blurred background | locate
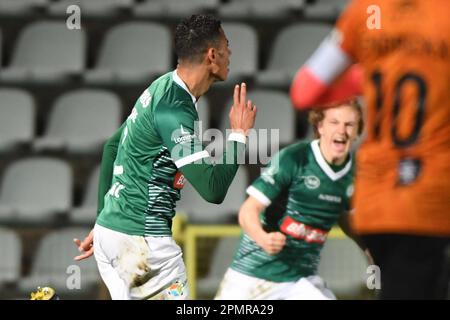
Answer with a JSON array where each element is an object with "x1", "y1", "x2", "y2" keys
[{"x1": 0, "y1": 0, "x2": 373, "y2": 300}]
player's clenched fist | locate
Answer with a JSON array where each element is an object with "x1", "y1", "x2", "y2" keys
[
  {"x1": 259, "y1": 231, "x2": 287, "y2": 255},
  {"x1": 229, "y1": 83, "x2": 257, "y2": 136}
]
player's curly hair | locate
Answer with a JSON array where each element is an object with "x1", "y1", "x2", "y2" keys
[
  {"x1": 308, "y1": 98, "x2": 364, "y2": 139},
  {"x1": 175, "y1": 14, "x2": 222, "y2": 63}
]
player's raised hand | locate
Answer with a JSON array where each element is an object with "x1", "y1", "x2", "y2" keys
[
  {"x1": 73, "y1": 229, "x2": 94, "y2": 261},
  {"x1": 229, "y1": 83, "x2": 257, "y2": 136},
  {"x1": 260, "y1": 231, "x2": 286, "y2": 255}
]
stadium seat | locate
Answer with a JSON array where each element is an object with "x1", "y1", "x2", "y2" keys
[
  {"x1": 0, "y1": 88, "x2": 35, "y2": 152},
  {"x1": 133, "y1": 0, "x2": 219, "y2": 19},
  {"x1": 84, "y1": 22, "x2": 171, "y2": 85},
  {"x1": 0, "y1": 21, "x2": 85, "y2": 84},
  {"x1": 0, "y1": 157, "x2": 72, "y2": 224},
  {"x1": 221, "y1": 23, "x2": 258, "y2": 83},
  {"x1": 33, "y1": 89, "x2": 121, "y2": 154},
  {"x1": 177, "y1": 167, "x2": 247, "y2": 224},
  {"x1": 255, "y1": 23, "x2": 332, "y2": 88},
  {"x1": 70, "y1": 166, "x2": 100, "y2": 226},
  {"x1": 48, "y1": 0, "x2": 133, "y2": 17},
  {"x1": 0, "y1": 228, "x2": 21, "y2": 292},
  {"x1": 17, "y1": 227, "x2": 100, "y2": 299},
  {"x1": 318, "y1": 236, "x2": 369, "y2": 298},
  {"x1": 218, "y1": 0, "x2": 304, "y2": 20},
  {"x1": 304, "y1": 0, "x2": 350, "y2": 20},
  {"x1": 0, "y1": 0, "x2": 47, "y2": 16},
  {"x1": 197, "y1": 236, "x2": 240, "y2": 298}
]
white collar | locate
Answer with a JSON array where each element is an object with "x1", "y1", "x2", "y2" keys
[
  {"x1": 172, "y1": 69, "x2": 198, "y2": 110},
  {"x1": 310, "y1": 139, "x2": 352, "y2": 181}
]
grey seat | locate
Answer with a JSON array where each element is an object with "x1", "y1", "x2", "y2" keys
[
  {"x1": 304, "y1": 0, "x2": 350, "y2": 20},
  {"x1": 133, "y1": 0, "x2": 219, "y2": 19},
  {"x1": 0, "y1": 21, "x2": 85, "y2": 84},
  {"x1": 177, "y1": 167, "x2": 247, "y2": 224},
  {"x1": 197, "y1": 236, "x2": 240, "y2": 298},
  {"x1": 84, "y1": 22, "x2": 171, "y2": 85},
  {"x1": 0, "y1": 0, "x2": 48, "y2": 16},
  {"x1": 318, "y1": 236, "x2": 369, "y2": 298},
  {"x1": 221, "y1": 23, "x2": 258, "y2": 83},
  {"x1": 18, "y1": 227, "x2": 100, "y2": 298},
  {"x1": 219, "y1": 0, "x2": 304, "y2": 20},
  {"x1": 255, "y1": 23, "x2": 332, "y2": 88},
  {"x1": 70, "y1": 166, "x2": 100, "y2": 225},
  {"x1": 0, "y1": 157, "x2": 72, "y2": 224},
  {"x1": 48, "y1": 0, "x2": 133, "y2": 17},
  {"x1": 0, "y1": 88, "x2": 35, "y2": 152},
  {"x1": 0, "y1": 228, "x2": 21, "y2": 288},
  {"x1": 33, "y1": 89, "x2": 121, "y2": 154}
]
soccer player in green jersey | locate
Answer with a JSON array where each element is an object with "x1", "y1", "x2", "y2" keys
[
  {"x1": 73, "y1": 15, "x2": 256, "y2": 300},
  {"x1": 215, "y1": 99, "x2": 367, "y2": 300}
]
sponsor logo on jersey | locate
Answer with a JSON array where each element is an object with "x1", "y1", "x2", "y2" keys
[
  {"x1": 280, "y1": 216, "x2": 328, "y2": 244},
  {"x1": 173, "y1": 125, "x2": 196, "y2": 144},
  {"x1": 173, "y1": 171, "x2": 186, "y2": 189},
  {"x1": 318, "y1": 194, "x2": 342, "y2": 203},
  {"x1": 304, "y1": 175, "x2": 320, "y2": 189}
]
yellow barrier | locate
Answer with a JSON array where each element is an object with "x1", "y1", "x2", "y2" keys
[{"x1": 182, "y1": 224, "x2": 347, "y2": 299}]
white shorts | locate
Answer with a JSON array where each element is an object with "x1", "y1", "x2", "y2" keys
[
  {"x1": 93, "y1": 224, "x2": 189, "y2": 300},
  {"x1": 215, "y1": 268, "x2": 336, "y2": 300}
]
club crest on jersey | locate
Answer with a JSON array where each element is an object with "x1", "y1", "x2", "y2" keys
[
  {"x1": 304, "y1": 175, "x2": 320, "y2": 189},
  {"x1": 173, "y1": 171, "x2": 186, "y2": 189}
]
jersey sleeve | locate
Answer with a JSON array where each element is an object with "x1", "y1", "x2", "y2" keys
[
  {"x1": 97, "y1": 122, "x2": 125, "y2": 216},
  {"x1": 247, "y1": 149, "x2": 297, "y2": 206},
  {"x1": 155, "y1": 101, "x2": 247, "y2": 204}
]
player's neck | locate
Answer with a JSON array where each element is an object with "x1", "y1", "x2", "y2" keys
[{"x1": 176, "y1": 64, "x2": 213, "y2": 99}]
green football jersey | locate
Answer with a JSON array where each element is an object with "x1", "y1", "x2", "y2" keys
[
  {"x1": 97, "y1": 71, "x2": 242, "y2": 236},
  {"x1": 231, "y1": 140, "x2": 355, "y2": 282}
]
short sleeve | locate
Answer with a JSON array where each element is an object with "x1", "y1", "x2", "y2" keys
[{"x1": 246, "y1": 149, "x2": 297, "y2": 206}]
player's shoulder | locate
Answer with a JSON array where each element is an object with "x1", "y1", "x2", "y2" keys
[
  {"x1": 276, "y1": 140, "x2": 311, "y2": 164},
  {"x1": 150, "y1": 72, "x2": 196, "y2": 115}
]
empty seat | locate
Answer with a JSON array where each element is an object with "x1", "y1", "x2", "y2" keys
[
  {"x1": 221, "y1": 23, "x2": 258, "y2": 82},
  {"x1": 0, "y1": 21, "x2": 85, "y2": 84},
  {"x1": 0, "y1": 0, "x2": 48, "y2": 16},
  {"x1": 18, "y1": 227, "x2": 100, "y2": 298},
  {"x1": 0, "y1": 228, "x2": 21, "y2": 286},
  {"x1": 255, "y1": 23, "x2": 332, "y2": 88},
  {"x1": 0, "y1": 88, "x2": 35, "y2": 152},
  {"x1": 84, "y1": 22, "x2": 171, "y2": 85},
  {"x1": 318, "y1": 236, "x2": 369, "y2": 298},
  {"x1": 48, "y1": 0, "x2": 133, "y2": 17},
  {"x1": 33, "y1": 89, "x2": 121, "y2": 154},
  {"x1": 0, "y1": 157, "x2": 72, "y2": 224},
  {"x1": 197, "y1": 236, "x2": 240, "y2": 298},
  {"x1": 216, "y1": 89, "x2": 294, "y2": 162},
  {"x1": 304, "y1": 0, "x2": 350, "y2": 20},
  {"x1": 133, "y1": 0, "x2": 219, "y2": 19},
  {"x1": 177, "y1": 167, "x2": 247, "y2": 224},
  {"x1": 70, "y1": 165, "x2": 100, "y2": 225},
  {"x1": 219, "y1": 0, "x2": 304, "y2": 20}
]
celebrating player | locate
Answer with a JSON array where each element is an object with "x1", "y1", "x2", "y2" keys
[{"x1": 73, "y1": 14, "x2": 256, "y2": 300}]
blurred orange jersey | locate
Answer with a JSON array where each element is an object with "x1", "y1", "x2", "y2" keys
[{"x1": 336, "y1": 0, "x2": 450, "y2": 235}]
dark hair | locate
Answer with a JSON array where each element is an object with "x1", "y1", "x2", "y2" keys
[
  {"x1": 309, "y1": 98, "x2": 364, "y2": 138},
  {"x1": 174, "y1": 14, "x2": 222, "y2": 63}
]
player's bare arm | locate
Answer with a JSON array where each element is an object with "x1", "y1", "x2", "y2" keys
[{"x1": 239, "y1": 196, "x2": 286, "y2": 255}]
